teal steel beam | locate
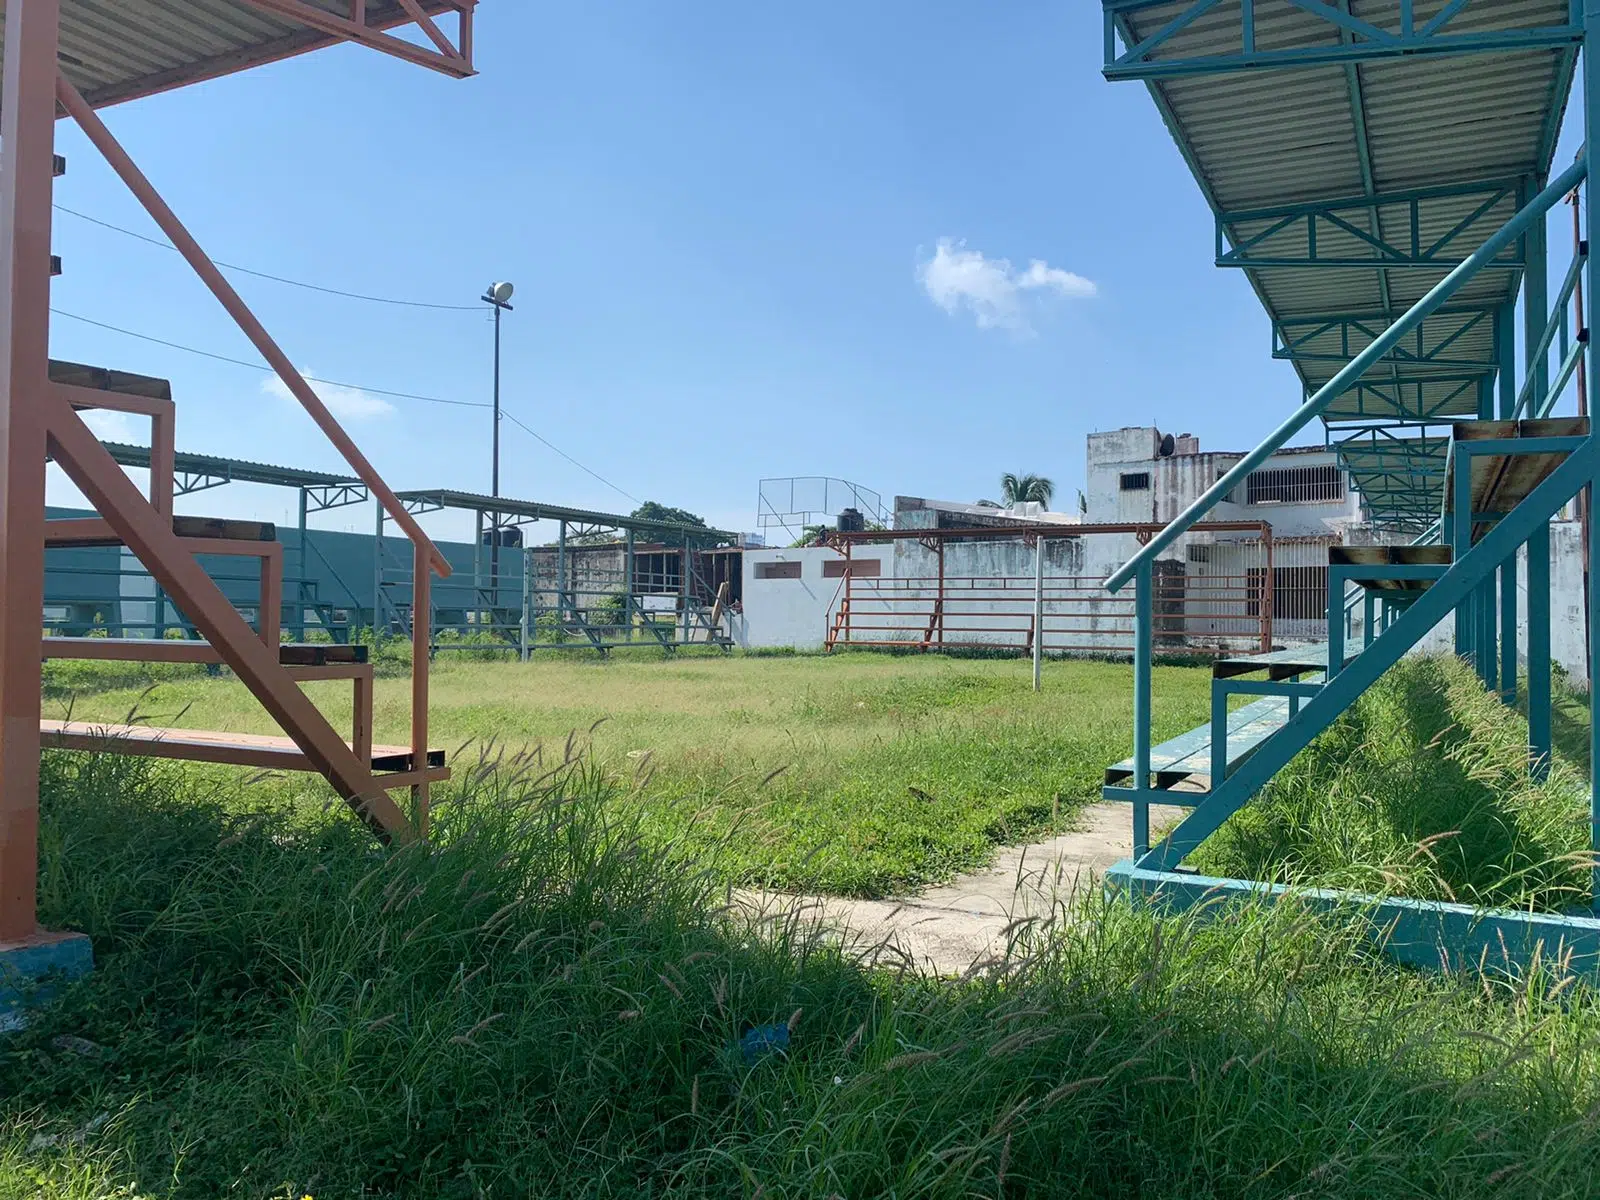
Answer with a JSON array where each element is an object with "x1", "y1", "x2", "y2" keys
[
  {"x1": 1476, "y1": 379, "x2": 1497, "y2": 691},
  {"x1": 1105, "y1": 1, "x2": 1582, "y2": 80},
  {"x1": 1107, "y1": 158, "x2": 1587, "y2": 595},
  {"x1": 1276, "y1": 309, "x2": 1497, "y2": 366},
  {"x1": 1219, "y1": 179, "x2": 1527, "y2": 227},
  {"x1": 1132, "y1": 562, "x2": 1152, "y2": 857},
  {"x1": 1586, "y1": 0, "x2": 1600, "y2": 907},
  {"x1": 1105, "y1": 864, "x2": 1600, "y2": 979},
  {"x1": 1498, "y1": 303, "x2": 1518, "y2": 703},
  {"x1": 1332, "y1": 0, "x2": 1397, "y2": 371},
  {"x1": 1528, "y1": 522, "x2": 1552, "y2": 779}
]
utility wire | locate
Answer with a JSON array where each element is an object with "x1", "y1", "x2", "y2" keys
[
  {"x1": 51, "y1": 308, "x2": 490, "y2": 409},
  {"x1": 50, "y1": 307, "x2": 645, "y2": 506},
  {"x1": 501, "y1": 409, "x2": 640, "y2": 505},
  {"x1": 54, "y1": 204, "x2": 483, "y2": 312}
]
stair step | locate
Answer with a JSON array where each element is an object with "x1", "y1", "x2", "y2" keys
[
  {"x1": 1448, "y1": 417, "x2": 1590, "y2": 531},
  {"x1": 1103, "y1": 694, "x2": 1293, "y2": 794},
  {"x1": 41, "y1": 719, "x2": 444, "y2": 775},
  {"x1": 48, "y1": 357, "x2": 172, "y2": 401},
  {"x1": 1329, "y1": 544, "x2": 1452, "y2": 593},
  {"x1": 1213, "y1": 642, "x2": 1345, "y2": 680},
  {"x1": 45, "y1": 514, "x2": 276, "y2": 548},
  {"x1": 42, "y1": 637, "x2": 366, "y2": 666}
]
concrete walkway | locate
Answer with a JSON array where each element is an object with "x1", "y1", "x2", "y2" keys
[{"x1": 745, "y1": 803, "x2": 1131, "y2": 975}]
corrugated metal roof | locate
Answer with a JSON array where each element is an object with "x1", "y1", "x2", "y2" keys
[
  {"x1": 1, "y1": 1, "x2": 468, "y2": 109},
  {"x1": 1118, "y1": 1, "x2": 1577, "y2": 429},
  {"x1": 98, "y1": 441, "x2": 360, "y2": 489},
  {"x1": 396, "y1": 489, "x2": 740, "y2": 541}
]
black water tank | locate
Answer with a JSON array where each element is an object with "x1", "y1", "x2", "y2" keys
[
  {"x1": 837, "y1": 507, "x2": 865, "y2": 532},
  {"x1": 481, "y1": 527, "x2": 523, "y2": 549}
]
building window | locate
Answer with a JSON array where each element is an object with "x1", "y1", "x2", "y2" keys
[
  {"x1": 1120, "y1": 472, "x2": 1151, "y2": 492},
  {"x1": 755, "y1": 561, "x2": 802, "y2": 581},
  {"x1": 1245, "y1": 463, "x2": 1344, "y2": 505},
  {"x1": 822, "y1": 559, "x2": 882, "y2": 578},
  {"x1": 1246, "y1": 566, "x2": 1329, "y2": 622}
]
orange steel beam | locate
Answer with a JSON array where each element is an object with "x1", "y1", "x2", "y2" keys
[
  {"x1": 234, "y1": 0, "x2": 474, "y2": 77},
  {"x1": 0, "y1": 0, "x2": 58, "y2": 941},
  {"x1": 53, "y1": 381, "x2": 176, "y2": 516},
  {"x1": 54, "y1": 75, "x2": 452, "y2": 582},
  {"x1": 411, "y1": 543, "x2": 431, "y2": 837},
  {"x1": 44, "y1": 394, "x2": 413, "y2": 843},
  {"x1": 395, "y1": 0, "x2": 463, "y2": 60}
]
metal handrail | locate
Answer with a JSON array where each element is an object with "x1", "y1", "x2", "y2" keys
[
  {"x1": 1514, "y1": 246, "x2": 1588, "y2": 418},
  {"x1": 55, "y1": 75, "x2": 453, "y2": 582},
  {"x1": 1105, "y1": 157, "x2": 1588, "y2": 594}
]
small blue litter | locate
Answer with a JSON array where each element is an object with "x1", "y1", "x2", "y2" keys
[{"x1": 736, "y1": 1023, "x2": 790, "y2": 1066}]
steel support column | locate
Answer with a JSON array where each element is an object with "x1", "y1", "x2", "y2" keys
[
  {"x1": 1132, "y1": 562, "x2": 1152, "y2": 857},
  {"x1": 296, "y1": 486, "x2": 310, "y2": 641},
  {"x1": 1476, "y1": 378, "x2": 1497, "y2": 690},
  {"x1": 1498, "y1": 302, "x2": 1520, "y2": 702},
  {"x1": 1528, "y1": 522, "x2": 1552, "y2": 779},
  {"x1": 0, "y1": 0, "x2": 60, "y2": 942},
  {"x1": 1584, "y1": 0, "x2": 1600, "y2": 903}
]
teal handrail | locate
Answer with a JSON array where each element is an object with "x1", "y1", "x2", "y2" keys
[
  {"x1": 1106, "y1": 156, "x2": 1587, "y2": 594},
  {"x1": 1514, "y1": 245, "x2": 1587, "y2": 418}
]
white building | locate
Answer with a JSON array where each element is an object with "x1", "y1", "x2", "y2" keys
[{"x1": 737, "y1": 426, "x2": 1588, "y2": 680}]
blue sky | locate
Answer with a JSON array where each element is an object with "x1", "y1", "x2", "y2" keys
[{"x1": 46, "y1": 3, "x2": 1580, "y2": 541}]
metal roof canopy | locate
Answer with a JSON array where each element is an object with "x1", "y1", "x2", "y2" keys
[
  {"x1": 395, "y1": 488, "x2": 739, "y2": 542},
  {"x1": 3, "y1": 1, "x2": 476, "y2": 111},
  {"x1": 1335, "y1": 431, "x2": 1451, "y2": 522},
  {"x1": 99, "y1": 440, "x2": 360, "y2": 491},
  {"x1": 1105, "y1": 1, "x2": 1580, "y2": 428}
]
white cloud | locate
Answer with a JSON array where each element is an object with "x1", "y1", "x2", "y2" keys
[
  {"x1": 1017, "y1": 259, "x2": 1097, "y2": 298},
  {"x1": 78, "y1": 407, "x2": 140, "y2": 443},
  {"x1": 262, "y1": 370, "x2": 394, "y2": 421},
  {"x1": 917, "y1": 239, "x2": 1097, "y2": 332}
]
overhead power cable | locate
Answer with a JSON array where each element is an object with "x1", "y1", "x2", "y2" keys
[
  {"x1": 54, "y1": 204, "x2": 483, "y2": 312},
  {"x1": 501, "y1": 410, "x2": 640, "y2": 505},
  {"x1": 50, "y1": 307, "x2": 646, "y2": 507},
  {"x1": 51, "y1": 308, "x2": 490, "y2": 409}
]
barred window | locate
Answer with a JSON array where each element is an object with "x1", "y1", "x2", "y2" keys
[
  {"x1": 1245, "y1": 464, "x2": 1344, "y2": 505},
  {"x1": 1246, "y1": 566, "x2": 1329, "y2": 621},
  {"x1": 1120, "y1": 472, "x2": 1151, "y2": 492}
]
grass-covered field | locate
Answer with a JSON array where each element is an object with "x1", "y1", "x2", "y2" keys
[
  {"x1": 7, "y1": 666, "x2": 1600, "y2": 1198},
  {"x1": 42, "y1": 652, "x2": 1214, "y2": 897}
]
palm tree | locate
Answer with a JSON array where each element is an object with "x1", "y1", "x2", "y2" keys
[{"x1": 999, "y1": 472, "x2": 1055, "y2": 509}]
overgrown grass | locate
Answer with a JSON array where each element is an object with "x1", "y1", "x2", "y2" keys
[
  {"x1": 40, "y1": 654, "x2": 1213, "y2": 897},
  {"x1": 1195, "y1": 655, "x2": 1596, "y2": 910},
  {"x1": 7, "y1": 744, "x2": 1600, "y2": 1197}
]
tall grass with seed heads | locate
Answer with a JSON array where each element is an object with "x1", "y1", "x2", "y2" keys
[
  {"x1": 1194, "y1": 655, "x2": 1596, "y2": 910},
  {"x1": 5, "y1": 700, "x2": 1600, "y2": 1196}
]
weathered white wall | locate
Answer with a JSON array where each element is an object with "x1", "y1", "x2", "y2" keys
[
  {"x1": 1085, "y1": 427, "x2": 1361, "y2": 542},
  {"x1": 738, "y1": 546, "x2": 891, "y2": 650}
]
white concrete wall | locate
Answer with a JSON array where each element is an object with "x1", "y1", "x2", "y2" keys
[{"x1": 738, "y1": 545, "x2": 892, "y2": 650}]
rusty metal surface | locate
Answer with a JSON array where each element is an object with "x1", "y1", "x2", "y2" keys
[
  {"x1": 1329, "y1": 543, "x2": 1453, "y2": 592},
  {"x1": 1447, "y1": 417, "x2": 1592, "y2": 518},
  {"x1": 0, "y1": 1, "x2": 470, "y2": 109}
]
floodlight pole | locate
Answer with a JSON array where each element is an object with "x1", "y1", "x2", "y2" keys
[{"x1": 481, "y1": 284, "x2": 514, "y2": 614}]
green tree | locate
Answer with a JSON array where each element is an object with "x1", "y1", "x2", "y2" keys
[
  {"x1": 629, "y1": 501, "x2": 727, "y2": 550},
  {"x1": 999, "y1": 472, "x2": 1055, "y2": 508},
  {"x1": 630, "y1": 501, "x2": 707, "y2": 529}
]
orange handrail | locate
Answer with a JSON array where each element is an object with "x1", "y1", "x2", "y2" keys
[{"x1": 54, "y1": 73, "x2": 452, "y2": 580}]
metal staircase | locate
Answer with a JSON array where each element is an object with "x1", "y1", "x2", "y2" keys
[{"x1": 1099, "y1": 2, "x2": 1600, "y2": 974}]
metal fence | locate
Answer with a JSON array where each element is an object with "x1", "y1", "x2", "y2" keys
[{"x1": 822, "y1": 523, "x2": 1278, "y2": 657}]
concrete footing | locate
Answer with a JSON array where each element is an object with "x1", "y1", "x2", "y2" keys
[{"x1": 0, "y1": 929, "x2": 92, "y2": 1029}]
